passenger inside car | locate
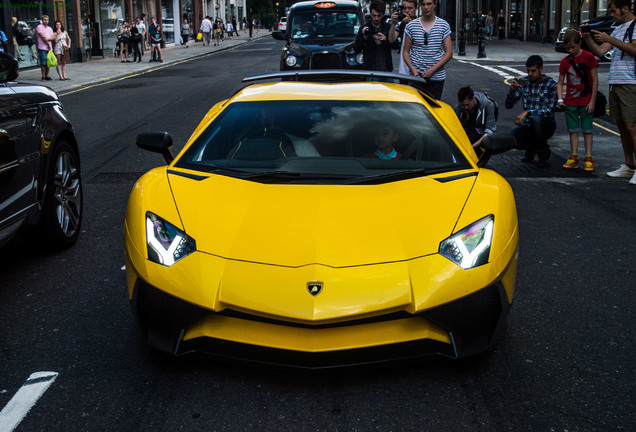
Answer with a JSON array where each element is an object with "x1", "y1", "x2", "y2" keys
[{"x1": 363, "y1": 123, "x2": 402, "y2": 159}]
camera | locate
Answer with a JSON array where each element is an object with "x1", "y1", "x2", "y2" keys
[
  {"x1": 396, "y1": 6, "x2": 405, "y2": 21},
  {"x1": 580, "y1": 25, "x2": 591, "y2": 33}
]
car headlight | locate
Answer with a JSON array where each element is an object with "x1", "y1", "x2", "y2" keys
[
  {"x1": 146, "y1": 212, "x2": 196, "y2": 266},
  {"x1": 439, "y1": 215, "x2": 494, "y2": 269},
  {"x1": 285, "y1": 55, "x2": 298, "y2": 67},
  {"x1": 355, "y1": 52, "x2": 364, "y2": 65}
]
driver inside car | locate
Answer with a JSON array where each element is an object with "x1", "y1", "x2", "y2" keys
[{"x1": 256, "y1": 110, "x2": 321, "y2": 157}]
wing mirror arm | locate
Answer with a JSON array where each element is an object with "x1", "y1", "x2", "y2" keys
[
  {"x1": 476, "y1": 133, "x2": 518, "y2": 168},
  {"x1": 136, "y1": 132, "x2": 174, "y2": 164}
]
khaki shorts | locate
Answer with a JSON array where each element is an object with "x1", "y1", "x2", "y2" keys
[{"x1": 609, "y1": 84, "x2": 636, "y2": 123}]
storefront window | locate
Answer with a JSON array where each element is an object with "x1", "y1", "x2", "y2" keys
[
  {"x1": 161, "y1": 0, "x2": 175, "y2": 43},
  {"x1": 101, "y1": 0, "x2": 125, "y2": 55},
  {"x1": 10, "y1": 1, "x2": 46, "y2": 68},
  {"x1": 561, "y1": 0, "x2": 572, "y2": 28}
]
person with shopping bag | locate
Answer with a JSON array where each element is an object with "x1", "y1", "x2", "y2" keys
[{"x1": 36, "y1": 15, "x2": 55, "y2": 81}]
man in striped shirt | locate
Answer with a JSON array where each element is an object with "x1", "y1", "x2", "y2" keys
[
  {"x1": 401, "y1": 0, "x2": 452, "y2": 99},
  {"x1": 583, "y1": 0, "x2": 636, "y2": 184},
  {"x1": 505, "y1": 55, "x2": 558, "y2": 168}
]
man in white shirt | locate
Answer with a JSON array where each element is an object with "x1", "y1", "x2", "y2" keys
[
  {"x1": 136, "y1": 17, "x2": 146, "y2": 55},
  {"x1": 200, "y1": 16, "x2": 212, "y2": 46}
]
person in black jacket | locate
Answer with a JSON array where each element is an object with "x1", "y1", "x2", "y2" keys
[{"x1": 354, "y1": 0, "x2": 393, "y2": 72}]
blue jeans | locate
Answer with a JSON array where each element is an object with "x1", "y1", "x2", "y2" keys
[{"x1": 510, "y1": 114, "x2": 556, "y2": 161}]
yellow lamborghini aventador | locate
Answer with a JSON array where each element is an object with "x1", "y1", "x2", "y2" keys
[{"x1": 125, "y1": 70, "x2": 519, "y2": 367}]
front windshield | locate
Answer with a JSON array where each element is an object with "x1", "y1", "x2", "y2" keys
[
  {"x1": 176, "y1": 100, "x2": 471, "y2": 184},
  {"x1": 290, "y1": 11, "x2": 360, "y2": 39}
]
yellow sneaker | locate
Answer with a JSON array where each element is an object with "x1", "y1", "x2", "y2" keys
[{"x1": 562, "y1": 155, "x2": 579, "y2": 170}]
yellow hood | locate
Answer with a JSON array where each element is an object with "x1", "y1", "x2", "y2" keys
[{"x1": 168, "y1": 171, "x2": 476, "y2": 267}]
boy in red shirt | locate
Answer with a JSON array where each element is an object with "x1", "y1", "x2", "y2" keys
[{"x1": 557, "y1": 29, "x2": 599, "y2": 171}]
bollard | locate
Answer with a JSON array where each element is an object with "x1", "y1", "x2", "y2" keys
[
  {"x1": 458, "y1": 28, "x2": 466, "y2": 56},
  {"x1": 477, "y1": 28, "x2": 487, "y2": 58}
]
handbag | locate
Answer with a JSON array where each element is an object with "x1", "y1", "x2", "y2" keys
[
  {"x1": 46, "y1": 49, "x2": 57, "y2": 68},
  {"x1": 567, "y1": 56, "x2": 606, "y2": 118},
  {"x1": 196, "y1": 32, "x2": 202, "y2": 41}
]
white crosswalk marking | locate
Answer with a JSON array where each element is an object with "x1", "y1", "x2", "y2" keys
[
  {"x1": 497, "y1": 65, "x2": 528, "y2": 76},
  {"x1": 0, "y1": 372, "x2": 58, "y2": 432},
  {"x1": 456, "y1": 60, "x2": 513, "y2": 78}
]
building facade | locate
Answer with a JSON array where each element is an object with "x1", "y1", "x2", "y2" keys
[
  {"x1": 453, "y1": 0, "x2": 611, "y2": 44},
  {"x1": 0, "y1": 0, "x2": 248, "y2": 64},
  {"x1": 0, "y1": 0, "x2": 621, "y2": 66}
]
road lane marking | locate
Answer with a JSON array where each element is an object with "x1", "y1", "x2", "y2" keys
[
  {"x1": 456, "y1": 60, "x2": 512, "y2": 79},
  {"x1": 0, "y1": 372, "x2": 58, "y2": 432},
  {"x1": 593, "y1": 121, "x2": 621, "y2": 136},
  {"x1": 497, "y1": 65, "x2": 527, "y2": 76}
]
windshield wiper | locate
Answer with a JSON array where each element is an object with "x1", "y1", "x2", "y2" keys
[
  {"x1": 345, "y1": 167, "x2": 453, "y2": 185},
  {"x1": 241, "y1": 171, "x2": 303, "y2": 180},
  {"x1": 240, "y1": 171, "x2": 356, "y2": 183}
]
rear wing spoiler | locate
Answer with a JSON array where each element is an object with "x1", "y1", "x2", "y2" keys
[{"x1": 242, "y1": 70, "x2": 441, "y2": 107}]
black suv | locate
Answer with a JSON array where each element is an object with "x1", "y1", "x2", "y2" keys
[
  {"x1": 555, "y1": 15, "x2": 618, "y2": 61},
  {"x1": 272, "y1": 0, "x2": 364, "y2": 70},
  {"x1": 0, "y1": 52, "x2": 82, "y2": 250}
]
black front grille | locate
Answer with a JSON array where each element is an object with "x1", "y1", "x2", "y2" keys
[{"x1": 311, "y1": 53, "x2": 340, "y2": 69}]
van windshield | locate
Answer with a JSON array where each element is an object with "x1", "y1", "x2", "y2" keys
[{"x1": 290, "y1": 11, "x2": 361, "y2": 39}]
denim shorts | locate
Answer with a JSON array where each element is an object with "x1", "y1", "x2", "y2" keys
[
  {"x1": 38, "y1": 49, "x2": 48, "y2": 66},
  {"x1": 565, "y1": 106, "x2": 593, "y2": 133}
]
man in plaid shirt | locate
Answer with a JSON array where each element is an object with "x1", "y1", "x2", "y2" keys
[{"x1": 506, "y1": 55, "x2": 558, "y2": 167}]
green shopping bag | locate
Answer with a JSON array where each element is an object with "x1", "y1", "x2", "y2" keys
[{"x1": 46, "y1": 50, "x2": 57, "y2": 68}]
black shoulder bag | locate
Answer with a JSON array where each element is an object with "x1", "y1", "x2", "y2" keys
[{"x1": 567, "y1": 55, "x2": 606, "y2": 118}]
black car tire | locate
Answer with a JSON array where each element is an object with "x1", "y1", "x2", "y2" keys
[{"x1": 41, "y1": 141, "x2": 83, "y2": 249}]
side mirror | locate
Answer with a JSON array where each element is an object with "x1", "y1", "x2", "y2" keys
[
  {"x1": 0, "y1": 52, "x2": 19, "y2": 83},
  {"x1": 477, "y1": 133, "x2": 517, "y2": 167},
  {"x1": 272, "y1": 31, "x2": 286, "y2": 40},
  {"x1": 136, "y1": 132, "x2": 174, "y2": 164}
]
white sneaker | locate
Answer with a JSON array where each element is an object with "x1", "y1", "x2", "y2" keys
[
  {"x1": 607, "y1": 164, "x2": 635, "y2": 178},
  {"x1": 630, "y1": 171, "x2": 636, "y2": 185}
]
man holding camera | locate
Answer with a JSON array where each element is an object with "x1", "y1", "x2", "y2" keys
[
  {"x1": 454, "y1": 86, "x2": 498, "y2": 148},
  {"x1": 505, "y1": 55, "x2": 558, "y2": 168},
  {"x1": 389, "y1": 0, "x2": 417, "y2": 75},
  {"x1": 354, "y1": 0, "x2": 393, "y2": 72},
  {"x1": 582, "y1": 0, "x2": 636, "y2": 184}
]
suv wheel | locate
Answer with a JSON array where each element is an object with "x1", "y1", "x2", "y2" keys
[{"x1": 42, "y1": 141, "x2": 83, "y2": 249}]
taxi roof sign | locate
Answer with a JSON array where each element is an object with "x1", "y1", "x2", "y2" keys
[{"x1": 314, "y1": 1, "x2": 337, "y2": 7}]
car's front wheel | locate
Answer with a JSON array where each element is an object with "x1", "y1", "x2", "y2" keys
[{"x1": 42, "y1": 141, "x2": 83, "y2": 249}]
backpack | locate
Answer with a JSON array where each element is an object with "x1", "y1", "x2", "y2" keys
[
  {"x1": 620, "y1": 19, "x2": 636, "y2": 60},
  {"x1": 484, "y1": 93, "x2": 499, "y2": 121}
]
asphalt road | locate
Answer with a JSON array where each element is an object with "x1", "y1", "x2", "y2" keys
[{"x1": 0, "y1": 38, "x2": 635, "y2": 432}]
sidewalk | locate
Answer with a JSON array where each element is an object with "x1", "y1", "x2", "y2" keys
[
  {"x1": 16, "y1": 31, "x2": 271, "y2": 93},
  {"x1": 16, "y1": 34, "x2": 564, "y2": 92},
  {"x1": 453, "y1": 38, "x2": 564, "y2": 62}
]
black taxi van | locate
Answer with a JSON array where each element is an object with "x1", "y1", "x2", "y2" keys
[{"x1": 272, "y1": 0, "x2": 364, "y2": 70}]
